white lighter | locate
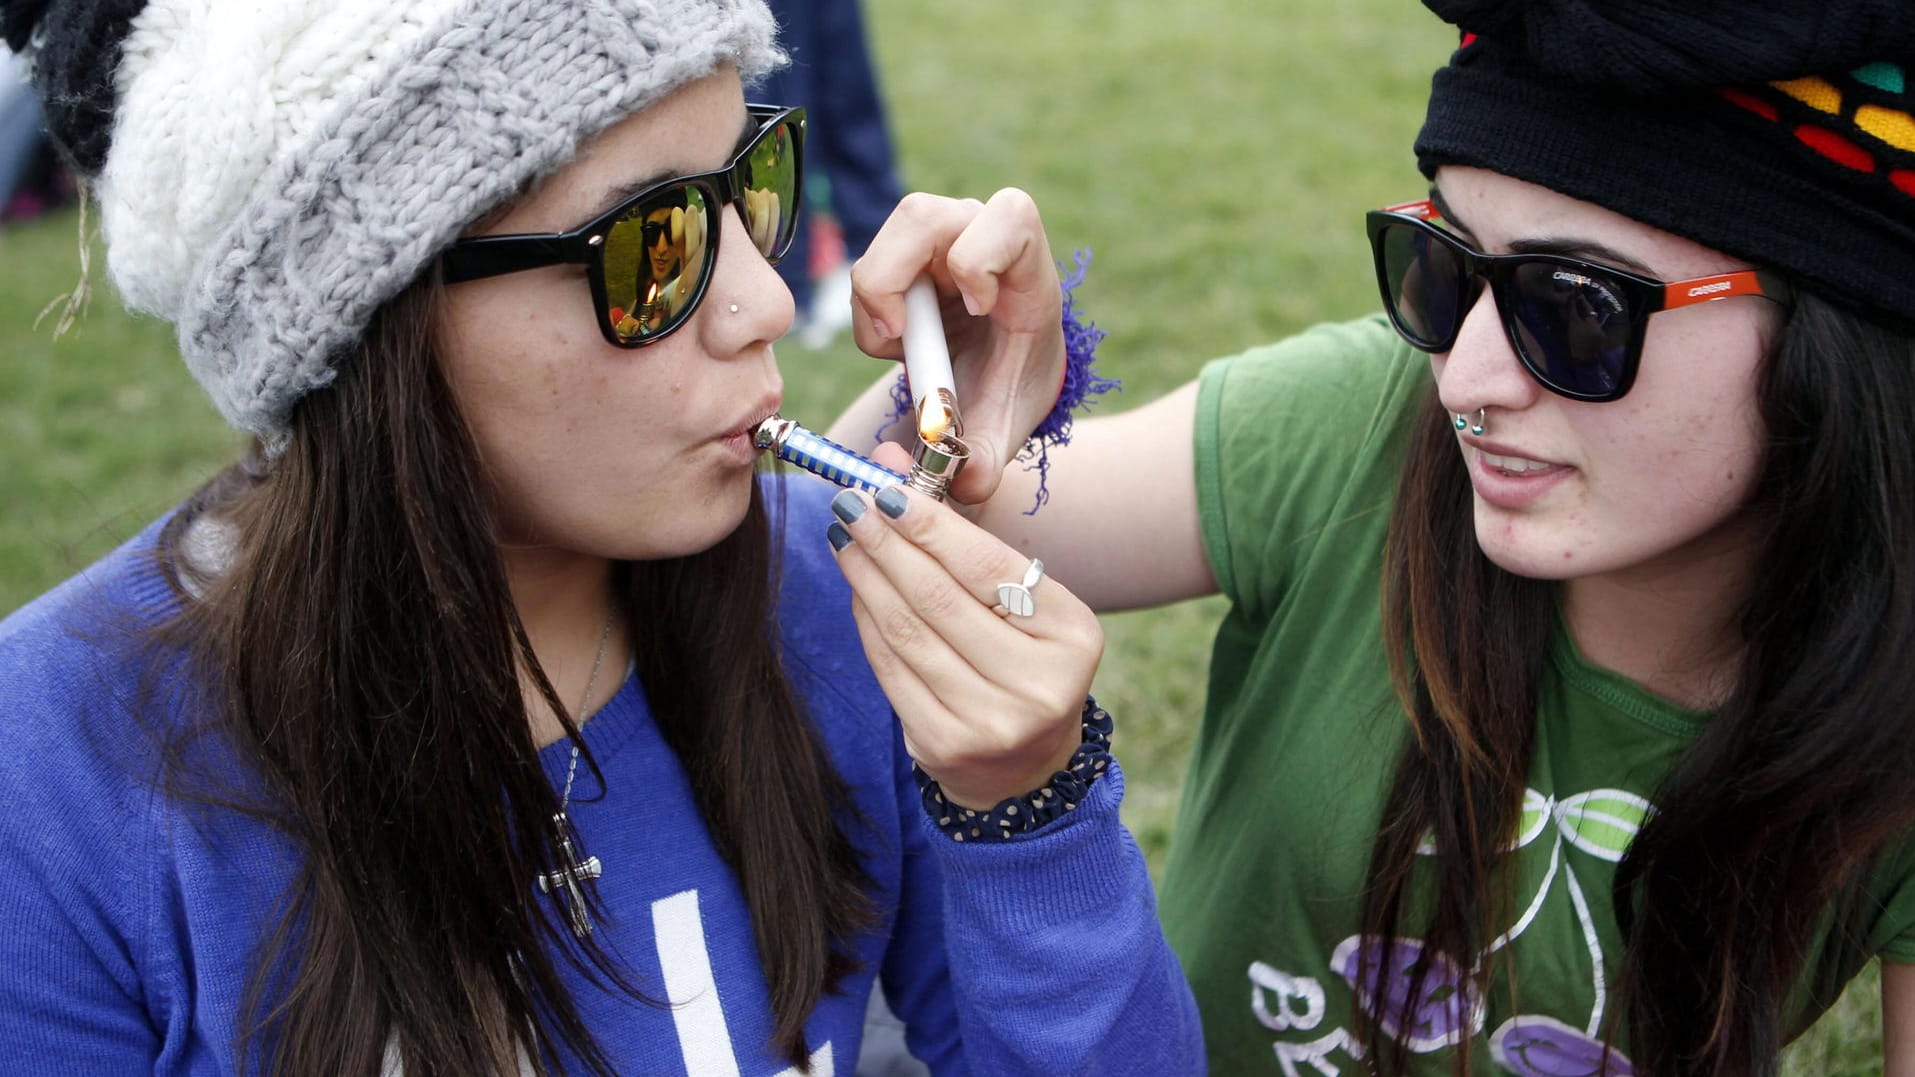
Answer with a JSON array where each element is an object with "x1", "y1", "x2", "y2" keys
[{"x1": 900, "y1": 275, "x2": 969, "y2": 498}]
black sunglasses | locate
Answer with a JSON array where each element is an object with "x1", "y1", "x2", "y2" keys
[
  {"x1": 441, "y1": 104, "x2": 805, "y2": 348},
  {"x1": 1366, "y1": 200, "x2": 1792, "y2": 402}
]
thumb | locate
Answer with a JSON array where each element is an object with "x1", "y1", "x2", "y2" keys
[
  {"x1": 871, "y1": 440, "x2": 914, "y2": 475},
  {"x1": 874, "y1": 430, "x2": 1005, "y2": 505},
  {"x1": 945, "y1": 431, "x2": 1005, "y2": 504}
]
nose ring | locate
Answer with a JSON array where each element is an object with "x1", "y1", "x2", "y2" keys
[{"x1": 1470, "y1": 409, "x2": 1487, "y2": 436}]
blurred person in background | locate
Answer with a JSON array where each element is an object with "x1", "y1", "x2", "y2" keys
[
  {"x1": 835, "y1": 1, "x2": 1915, "y2": 1073},
  {"x1": 0, "y1": 0, "x2": 1201, "y2": 1072},
  {"x1": 762, "y1": 0, "x2": 904, "y2": 348},
  {"x1": 0, "y1": 48, "x2": 64, "y2": 221}
]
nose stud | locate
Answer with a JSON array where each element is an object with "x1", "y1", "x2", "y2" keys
[{"x1": 729, "y1": 304, "x2": 740, "y2": 314}]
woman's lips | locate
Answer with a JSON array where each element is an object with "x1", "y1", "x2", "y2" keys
[
  {"x1": 717, "y1": 429, "x2": 758, "y2": 464},
  {"x1": 1465, "y1": 444, "x2": 1571, "y2": 509},
  {"x1": 716, "y1": 398, "x2": 783, "y2": 465},
  {"x1": 1479, "y1": 449, "x2": 1555, "y2": 475}
]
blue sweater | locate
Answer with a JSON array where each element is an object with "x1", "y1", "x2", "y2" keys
[{"x1": 0, "y1": 475, "x2": 1201, "y2": 1075}]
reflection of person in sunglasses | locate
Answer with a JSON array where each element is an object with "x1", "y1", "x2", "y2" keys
[
  {"x1": 636, "y1": 191, "x2": 691, "y2": 332},
  {"x1": 1510, "y1": 272, "x2": 1624, "y2": 396},
  {"x1": 832, "y1": 4, "x2": 1915, "y2": 1075},
  {"x1": 643, "y1": 204, "x2": 682, "y2": 284},
  {"x1": 0, "y1": 0, "x2": 1198, "y2": 1072}
]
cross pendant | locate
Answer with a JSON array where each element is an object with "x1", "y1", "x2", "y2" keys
[{"x1": 538, "y1": 813, "x2": 603, "y2": 938}]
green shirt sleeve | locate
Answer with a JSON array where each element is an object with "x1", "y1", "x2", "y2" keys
[
  {"x1": 1869, "y1": 836, "x2": 1915, "y2": 964},
  {"x1": 1193, "y1": 315, "x2": 1428, "y2": 624}
]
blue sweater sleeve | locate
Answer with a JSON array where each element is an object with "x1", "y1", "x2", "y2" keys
[
  {"x1": 0, "y1": 782, "x2": 160, "y2": 1072},
  {"x1": 887, "y1": 753, "x2": 1206, "y2": 1075},
  {"x1": 875, "y1": 723, "x2": 965, "y2": 1072},
  {"x1": 0, "y1": 592, "x2": 164, "y2": 1070}
]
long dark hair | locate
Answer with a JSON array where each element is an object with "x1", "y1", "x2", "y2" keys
[
  {"x1": 155, "y1": 275, "x2": 873, "y2": 1074},
  {"x1": 1365, "y1": 288, "x2": 1915, "y2": 1075}
]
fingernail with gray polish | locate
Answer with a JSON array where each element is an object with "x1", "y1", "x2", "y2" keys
[
  {"x1": 875, "y1": 486, "x2": 908, "y2": 519},
  {"x1": 827, "y1": 521, "x2": 852, "y2": 552},
  {"x1": 830, "y1": 489, "x2": 866, "y2": 524}
]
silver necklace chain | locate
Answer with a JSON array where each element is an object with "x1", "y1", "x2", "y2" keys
[
  {"x1": 539, "y1": 605, "x2": 616, "y2": 938},
  {"x1": 559, "y1": 605, "x2": 615, "y2": 810}
]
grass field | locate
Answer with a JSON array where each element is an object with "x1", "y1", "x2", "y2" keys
[{"x1": 0, "y1": 0, "x2": 1882, "y2": 1068}]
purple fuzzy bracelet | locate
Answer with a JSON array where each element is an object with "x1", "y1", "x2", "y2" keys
[{"x1": 878, "y1": 249, "x2": 1119, "y2": 513}]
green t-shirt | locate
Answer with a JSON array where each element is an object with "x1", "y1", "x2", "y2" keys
[{"x1": 1157, "y1": 315, "x2": 1915, "y2": 1075}]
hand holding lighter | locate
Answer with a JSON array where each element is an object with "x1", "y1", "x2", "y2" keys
[{"x1": 751, "y1": 276, "x2": 971, "y2": 501}]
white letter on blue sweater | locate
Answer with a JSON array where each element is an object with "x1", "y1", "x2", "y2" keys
[{"x1": 652, "y1": 889, "x2": 835, "y2": 1077}]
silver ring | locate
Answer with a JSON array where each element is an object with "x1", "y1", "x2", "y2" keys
[{"x1": 994, "y1": 558, "x2": 1044, "y2": 618}]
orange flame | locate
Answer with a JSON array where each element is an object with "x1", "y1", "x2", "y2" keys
[{"x1": 918, "y1": 401, "x2": 955, "y2": 443}]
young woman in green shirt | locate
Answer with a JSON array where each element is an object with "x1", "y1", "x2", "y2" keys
[{"x1": 834, "y1": 2, "x2": 1915, "y2": 1073}]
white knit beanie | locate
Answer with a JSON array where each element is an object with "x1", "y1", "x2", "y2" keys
[{"x1": 3, "y1": 0, "x2": 782, "y2": 439}]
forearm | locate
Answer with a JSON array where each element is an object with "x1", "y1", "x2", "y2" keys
[
  {"x1": 826, "y1": 368, "x2": 914, "y2": 451},
  {"x1": 962, "y1": 386, "x2": 1211, "y2": 611},
  {"x1": 829, "y1": 376, "x2": 1215, "y2": 611},
  {"x1": 1884, "y1": 961, "x2": 1915, "y2": 1076}
]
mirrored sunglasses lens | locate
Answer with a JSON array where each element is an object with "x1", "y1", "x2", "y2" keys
[
  {"x1": 1507, "y1": 262, "x2": 1633, "y2": 398},
  {"x1": 741, "y1": 119, "x2": 799, "y2": 260},
  {"x1": 602, "y1": 186, "x2": 714, "y2": 344},
  {"x1": 1382, "y1": 223, "x2": 1466, "y2": 348}
]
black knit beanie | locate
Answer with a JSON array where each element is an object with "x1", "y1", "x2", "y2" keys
[{"x1": 1415, "y1": 1, "x2": 1915, "y2": 326}]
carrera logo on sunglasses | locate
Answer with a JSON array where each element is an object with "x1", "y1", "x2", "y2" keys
[
  {"x1": 1687, "y1": 280, "x2": 1735, "y2": 297},
  {"x1": 1551, "y1": 269, "x2": 1624, "y2": 314}
]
